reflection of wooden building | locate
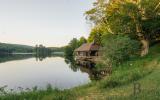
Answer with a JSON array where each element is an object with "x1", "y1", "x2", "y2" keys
[
  {"x1": 74, "y1": 42, "x2": 101, "y2": 62},
  {"x1": 78, "y1": 62, "x2": 112, "y2": 80},
  {"x1": 76, "y1": 60, "x2": 96, "y2": 68}
]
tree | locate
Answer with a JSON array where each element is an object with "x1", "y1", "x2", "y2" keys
[
  {"x1": 79, "y1": 37, "x2": 87, "y2": 46},
  {"x1": 86, "y1": 0, "x2": 160, "y2": 56},
  {"x1": 34, "y1": 44, "x2": 52, "y2": 59},
  {"x1": 64, "y1": 37, "x2": 87, "y2": 57},
  {"x1": 64, "y1": 38, "x2": 79, "y2": 57},
  {"x1": 69, "y1": 38, "x2": 79, "y2": 50},
  {"x1": 64, "y1": 45, "x2": 73, "y2": 57},
  {"x1": 88, "y1": 25, "x2": 105, "y2": 45},
  {"x1": 86, "y1": 0, "x2": 109, "y2": 45},
  {"x1": 102, "y1": 34, "x2": 140, "y2": 66}
]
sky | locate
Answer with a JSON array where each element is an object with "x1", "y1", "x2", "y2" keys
[{"x1": 0, "y1": 0, "x2": 95, "y2": 47}]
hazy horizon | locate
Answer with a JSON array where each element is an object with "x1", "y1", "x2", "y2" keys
[{"x1": 0, "y1": 0, "x2": 95, "y2": 47}]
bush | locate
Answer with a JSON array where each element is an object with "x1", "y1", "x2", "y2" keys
[
  {"x1": 102, "y1": 34, "x2": 140, "y2": 66},
  {"x1": 95, "y1": 62, "x2": 106, "y2": 71}
]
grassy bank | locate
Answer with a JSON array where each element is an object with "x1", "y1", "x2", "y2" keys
[{"x1": 1, "y1": 44, "x2": 160, "y2": 100}]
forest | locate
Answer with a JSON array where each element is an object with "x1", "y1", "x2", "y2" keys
[
  {"x1": 0, "y1": 43, "x2": 34, "y2": 53},
  {"x1": 0, "y1": 43, "x2": 65, "y2": 55}
]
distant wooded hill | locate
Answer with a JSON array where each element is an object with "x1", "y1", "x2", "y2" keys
[
  {"x1": 0, "y1": 43, "x2": 34, "y2": 53},
  {"x1": 0, "y1": 42, "x2": 65, "y2": 54}
]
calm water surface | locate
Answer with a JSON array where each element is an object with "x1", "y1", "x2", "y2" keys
[{"x1": 0, "y1": 55, "x2": 91, "y2": 90}]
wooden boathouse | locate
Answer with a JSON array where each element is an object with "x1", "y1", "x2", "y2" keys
[
  {"x1": 74, "y1": 42, "x2": 101, "y2": 62},
  {"x1": 75, "y1": 42, "x2": 112, "y2": 75}
]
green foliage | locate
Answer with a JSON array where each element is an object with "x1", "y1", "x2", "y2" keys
[
  {"x1": 51, "y1": 90, "x2": 76, "y2": 100},
  {"x1": 35, "y1": 44, "x2": 52, "y2": 55},
  {"x1": 86, "y1": 0, "x2": 160, "y2": 56},
  {"x1": 64, "y1": 38, "x2": 79, "y2": 57},
  {"x1": 0, "y1": 43, "x2": 33, "y2": 53},
  {"x1": 64, "y1": 37, "x2": 87, "y2": 57},
  {"x1": 46, "y1": 84, "x2": 53, "y2": 93},
  {"x1": 99, "y1": 51, "x2": 158, "y2": 89},
  {"x1": 87, "y1": 25, "x2": 106, "y2": 45},
  {"x1": 102, "y1": 34, "x2": 140, "y2": 66},
  {"x1": 85, "y1": 0, "x2": 107, "y2": 25},
  {"x1": 0, "y1": 85, "x2": 77, "y2": 100},
  {"x1": 95, "y1": 62, "x2": 106, "y2": 71},
  {"x1": 48, "y1": 47, "x2": 65, "y2": 53},
  {"x1": 34, "y1": 44, "x2": 52, "y2": 61},
  {"x1": 79, "y1": 37, "x2": 87, "y2": 46},
  {"x1": 64, "y1": 45, "x2": 73, "y2": 57}
]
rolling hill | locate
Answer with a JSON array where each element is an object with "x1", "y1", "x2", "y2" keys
[{"x1": 0, "y1": 42, "x2": 34, "y2": 53}]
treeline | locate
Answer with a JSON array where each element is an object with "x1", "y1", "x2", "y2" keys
[
  {"x1": 0, "y1": 43, "x2": 33, "y2": 54},
  {"x1": 0, "y1": 42, "x2": 65, "y2": 55},
  {"x1": 48, "y1": 47, "x2": 65, "y2": 53},
  {"x1": 35, "y1": 45, "x2": 52, "y2": 55}
]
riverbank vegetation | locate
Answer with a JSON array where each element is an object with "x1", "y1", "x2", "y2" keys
[{"x1": 1, "y1": 43, "x2": 160, "y2": 100}]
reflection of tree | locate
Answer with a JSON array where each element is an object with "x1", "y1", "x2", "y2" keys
[
  {"x1": 76, "y1": 62, "x2": 104, "y2": 80},
  {"x1": 64, "y1": 56, "x2": 80, "y2": 72},
  {"x1": 0, "y1": 54, "x2": 33, "y2": 63},
  {"x1": 64, "y1": 55, "x2": 104, "y2": 80},
  {"x1": 79, "y1": 67, "x2": 105, "y2": 80},
  {"x1": 0, "y1": 53, "x2": 64, "y2": 63},
  {"x1": 35, "y1": 53, "x2": 65, "y2": 61},
  {"x1": 34, "y1": 44, "x2": 51, "y2": 61},
  {"x1": 34, "y1": 54, "x2": 51, "y2": 61}
]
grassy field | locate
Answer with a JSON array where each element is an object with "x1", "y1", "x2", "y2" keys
[{"x1": 1, "y1": 44, "x2": 160, "y2": 100}]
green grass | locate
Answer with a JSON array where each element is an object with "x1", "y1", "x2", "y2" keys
[
  {"x1": 1, "y1": 44, "x2": 160, "y2": 100},
  {"x1": 0, "y1": 84, "x2": 78, "y2": 100}
]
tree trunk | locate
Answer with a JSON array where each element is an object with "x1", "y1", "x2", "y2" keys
[{"x1": 141, "y1": 39, "x2": 149, "y2": 56}]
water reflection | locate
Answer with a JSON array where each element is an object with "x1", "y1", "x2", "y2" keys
[
  {"x1": 0, "y1": 54, "x2": 90, "y2": 90},
  {"x1": 0, "y1": 54, "x2": 110, "y2": 81},
  {"x1": 35, "y1": 53, "x2": 64, "y2": 61},
  {"x1": 0, "y1": 54, "x2": 64, "y2": 63},
  {"x1": 0, "y1": 54, "x2": 33, "y2": 63},
  {"x1": 65, "y1": 56, "x2": 79, "y2": 72},
  {"x1": 64, "y1": 56, "x2": 110, "y2": 80}
]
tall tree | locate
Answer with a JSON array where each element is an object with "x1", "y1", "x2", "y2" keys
[
  {"x1": 64, "y1": 38, "x2": 79, "y2": 57},
  {"x1": 86, "y1": 0, "x2": 160, "y2": 56},
  {"x1": 79, "y1": 37, "x2": 87, "y2": 45},
  {"x1": 87, "y1": 25, "x2": 106, "y2": 45}
]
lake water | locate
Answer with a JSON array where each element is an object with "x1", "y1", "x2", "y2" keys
[{"x1": 0, "y1": 55, "x2": 91, "y2": 91}]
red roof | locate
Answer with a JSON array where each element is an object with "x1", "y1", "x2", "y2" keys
[{"x1": 75, "y1": 43, "x2": 100, "y2": 52}]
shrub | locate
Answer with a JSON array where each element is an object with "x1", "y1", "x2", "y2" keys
[
  {"x1": 102, "y1": 34, "x2": 140, "y2": 66},
  {"x1": 46, "y1": 84, "x2": 53, "y2": 93},
  {"x1": 95, "y1": 62, "x2": 106, "y2": 71}
]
